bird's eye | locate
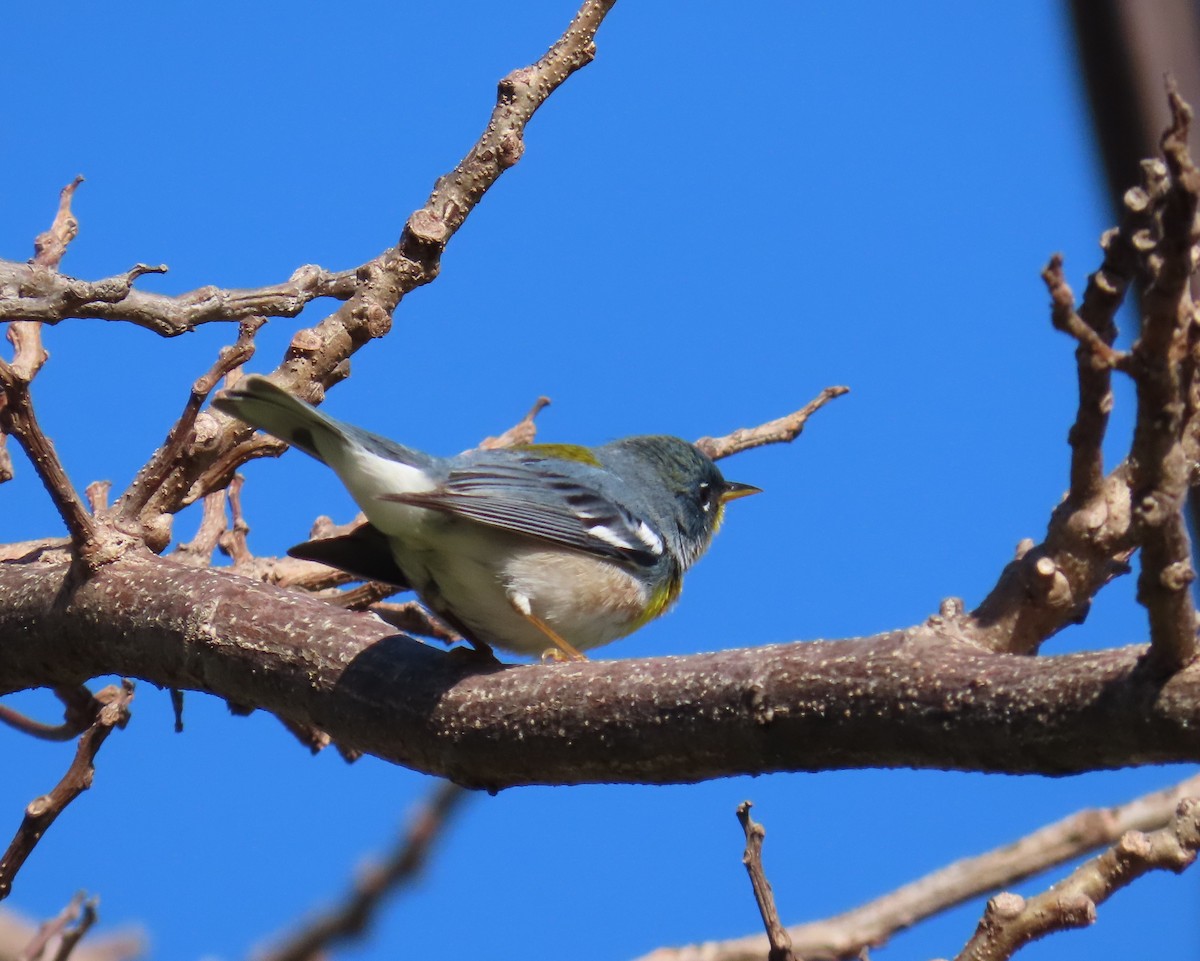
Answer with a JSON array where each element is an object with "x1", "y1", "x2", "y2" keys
[{"x1": 697, "y1": 481, "x2": 713, "y2": 512}]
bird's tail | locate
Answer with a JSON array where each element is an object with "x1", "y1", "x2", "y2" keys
[{"x1": 211, "y1": 375, "x2": 348, "y2": 465}]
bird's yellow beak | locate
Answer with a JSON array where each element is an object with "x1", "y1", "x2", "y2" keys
[{"x1": 719, "y1": 481, "x2": 762, "y2": 503}]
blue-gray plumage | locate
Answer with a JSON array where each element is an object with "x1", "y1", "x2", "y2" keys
[{"x1": 212, "y1": 375, "x2": 759, "y2": 658}]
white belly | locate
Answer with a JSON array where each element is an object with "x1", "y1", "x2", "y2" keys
[{"x1": 393, "y1": 524, "x2": 650, "y2": 656}]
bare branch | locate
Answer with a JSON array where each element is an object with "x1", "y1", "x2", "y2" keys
[
  {"x1": 695, "y1": 386, "x2": 848, "y2": 461},
  {"x1": 954, "y1": 797, "x2": 1200, "y2": 961},
  {"x1": 48, "y1": 895, "x2": 97, "y2": 961},
  {"x1": 1126, "y1": 83, "x2": 1200, "y2": 673},
  {"x1": 216, "y1": 474, "x2": 253, "y2": 565},
  {"x1": 256, "y1": 781, "x2": 470, "y2": 961},
  {"x1": 0, "y1": 904, "x2": 141, "y2": 961},
  {"x1": 0, "y1": 682, "x2": 134, "y2": 901},
  {"x1": 83, "y1": 482, "x2": 110, "y2": 516},
  {"x1": 398, "y1": 0, "x2": 616, "y2": 254},
  {"x1": 1042, "y1": 254, "x2": 1124, "y2": 504},
  {"x1": 0, "y1": 685, "x2": 94, "y2": 743},
  {"x1": 967, "y1": 147, "x2": 1188, "y2": 655},
  {"x1": 0, "y1": 261, "x2": 353, "y2": 336},
  {"x1": 0, "y1": 179, "x2": 118, "y2": 565},
  {"x1": 0, "y1": 429, "x2": 12, "y2": 485},
  {"x1": 18, "y1": 892, "x2": 87, "y2": 961},
  {"x1": 649, "y1": 774, "x2": 1200, "y2": 961},
  {"x1": 105, "y1": 0, "x2": 617, "y2": 545},
  {"x1": 6, "y1": 176, "x2": 84, "y2": 385},
  {"x1": 480, "y1": 396, "x2": 551, "y2": 449},
  {"x1": 171, "y1": 489, "x2": 228, "y2": 567},
  {"x1": 3, "y1": 554, "x2": 1200, "y2": 786},
  {"x1": 735, "y1": 803, "x2": 795, "y2": 961},
  {"x1": 368, "y1": 601, "x2": 460, "y2": 645},
  {"x1": 0, "y1": 367, "x2": 111, "y2": 566},
  {"x1": 319, "y1": 581, "x2": 402, "y2": 611},
  {"x1": 116, "y1": 318, "x2": 264, "y2": 542}
]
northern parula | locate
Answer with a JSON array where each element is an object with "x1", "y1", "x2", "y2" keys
[{"x1": 213, "y1": 376, "x2": 759, "y2": 659}]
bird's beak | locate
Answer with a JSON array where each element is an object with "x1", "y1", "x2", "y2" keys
[{"x1": 720, "y1": 481, "x2": 762, "y2": 503}]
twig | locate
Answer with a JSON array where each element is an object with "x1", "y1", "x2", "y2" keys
[
  {"x1": 696, "y1": 386, "x2": 848, "y2": 461},
  {"x1": 49, "y1": 895, "x2": 97, "y2": 961},
  {"x1": 217, "y1": 474, "x2": 253, "y2": 565},
  {"x1": 640, "y1": 774, "x2": 1200, "y2": 961},
  {"x1": 319, "y1": 581, "x2": 402, "y2": 611},
  {"x1": 117, "y1": 317, "x2": 264, "y2": 542},
  {"x1": 84, "y1": 481, "x2": 111, "y2": 515},
  {"x1": 0, "y1": 686, "x2": 95, "y2": 743},
  {"x1": 1041, "y1": 254, "x2": 1124, "y2": 503},
  {"x1": 954, "y1": 797, "x2": 1200, "y2": 961},
  {"x1": 169, "y1": 688, "x2": 185, "y2": 734},
  {"x1": 8, "y1": 176, "x2": 84, "y2": 384},
  {"x1": 102, "y1": 0, "x2": 616, "y2": 545},
  {"x1": 0, "y1": 179, "x2": 113, "y2": 566},
  {"x1": 0, "y1": 426, "x2": 12, "y2": 485},
  {"x1": 172, "y1": 489, "x2": 229, "y2": 566},
  {"x1": 735, "y1": 803, "x2": 796, "y2": 961},
  {"x1": 0, "y1": 372, "x2": 108, "y2": 566},
  {"x1": 19, "y1": 891, "x2": 86, "y2": 961},
  {"x1": 368, "y1": 601, "x2": 461, "y2": 645},
  {"x1": 480, "y1": 396, "x2": 551, "y2": 449},
  {"x1": 276, "y1": 717, "x2": 332, "y2": 755},
  {"x1": 0, "y1": 905, "x2": 142, "y2": 961},
  {"x1": 399, "y1": 0, "x2": 616, "y2": 255},
  {"x1": 255, "y1": 781, "x2": 470, "y2": 961},
  {"x1": 16, "y1": 891, "x2": 100, "y2": 961},
  {"x1": 0, "y1": 682, "x2": 134, "y2": 901}
]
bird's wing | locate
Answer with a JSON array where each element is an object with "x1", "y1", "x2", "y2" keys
[{"x1": 378, "y1": 461, "x2": 666, "y2": 565}]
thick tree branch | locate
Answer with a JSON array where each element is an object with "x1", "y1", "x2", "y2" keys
[{"x1": 1, "y1": 553, "x2": 1198, "y2": 788}]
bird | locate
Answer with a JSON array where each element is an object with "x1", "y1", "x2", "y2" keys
[{"x1": 212, "y1": 375, "x2": 760, "y2": 660}]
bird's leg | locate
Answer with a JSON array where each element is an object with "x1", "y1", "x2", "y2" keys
[
  {"x1": 526, "y1": 613, "x2": 588, "y2": 662},
  {"x1": 507, "y1": 592, "x2": 588, "y2": 661}
]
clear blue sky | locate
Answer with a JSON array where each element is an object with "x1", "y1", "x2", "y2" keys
[{"x1": 2, "y1": 3, "x2": 1197, "y2": 959}]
